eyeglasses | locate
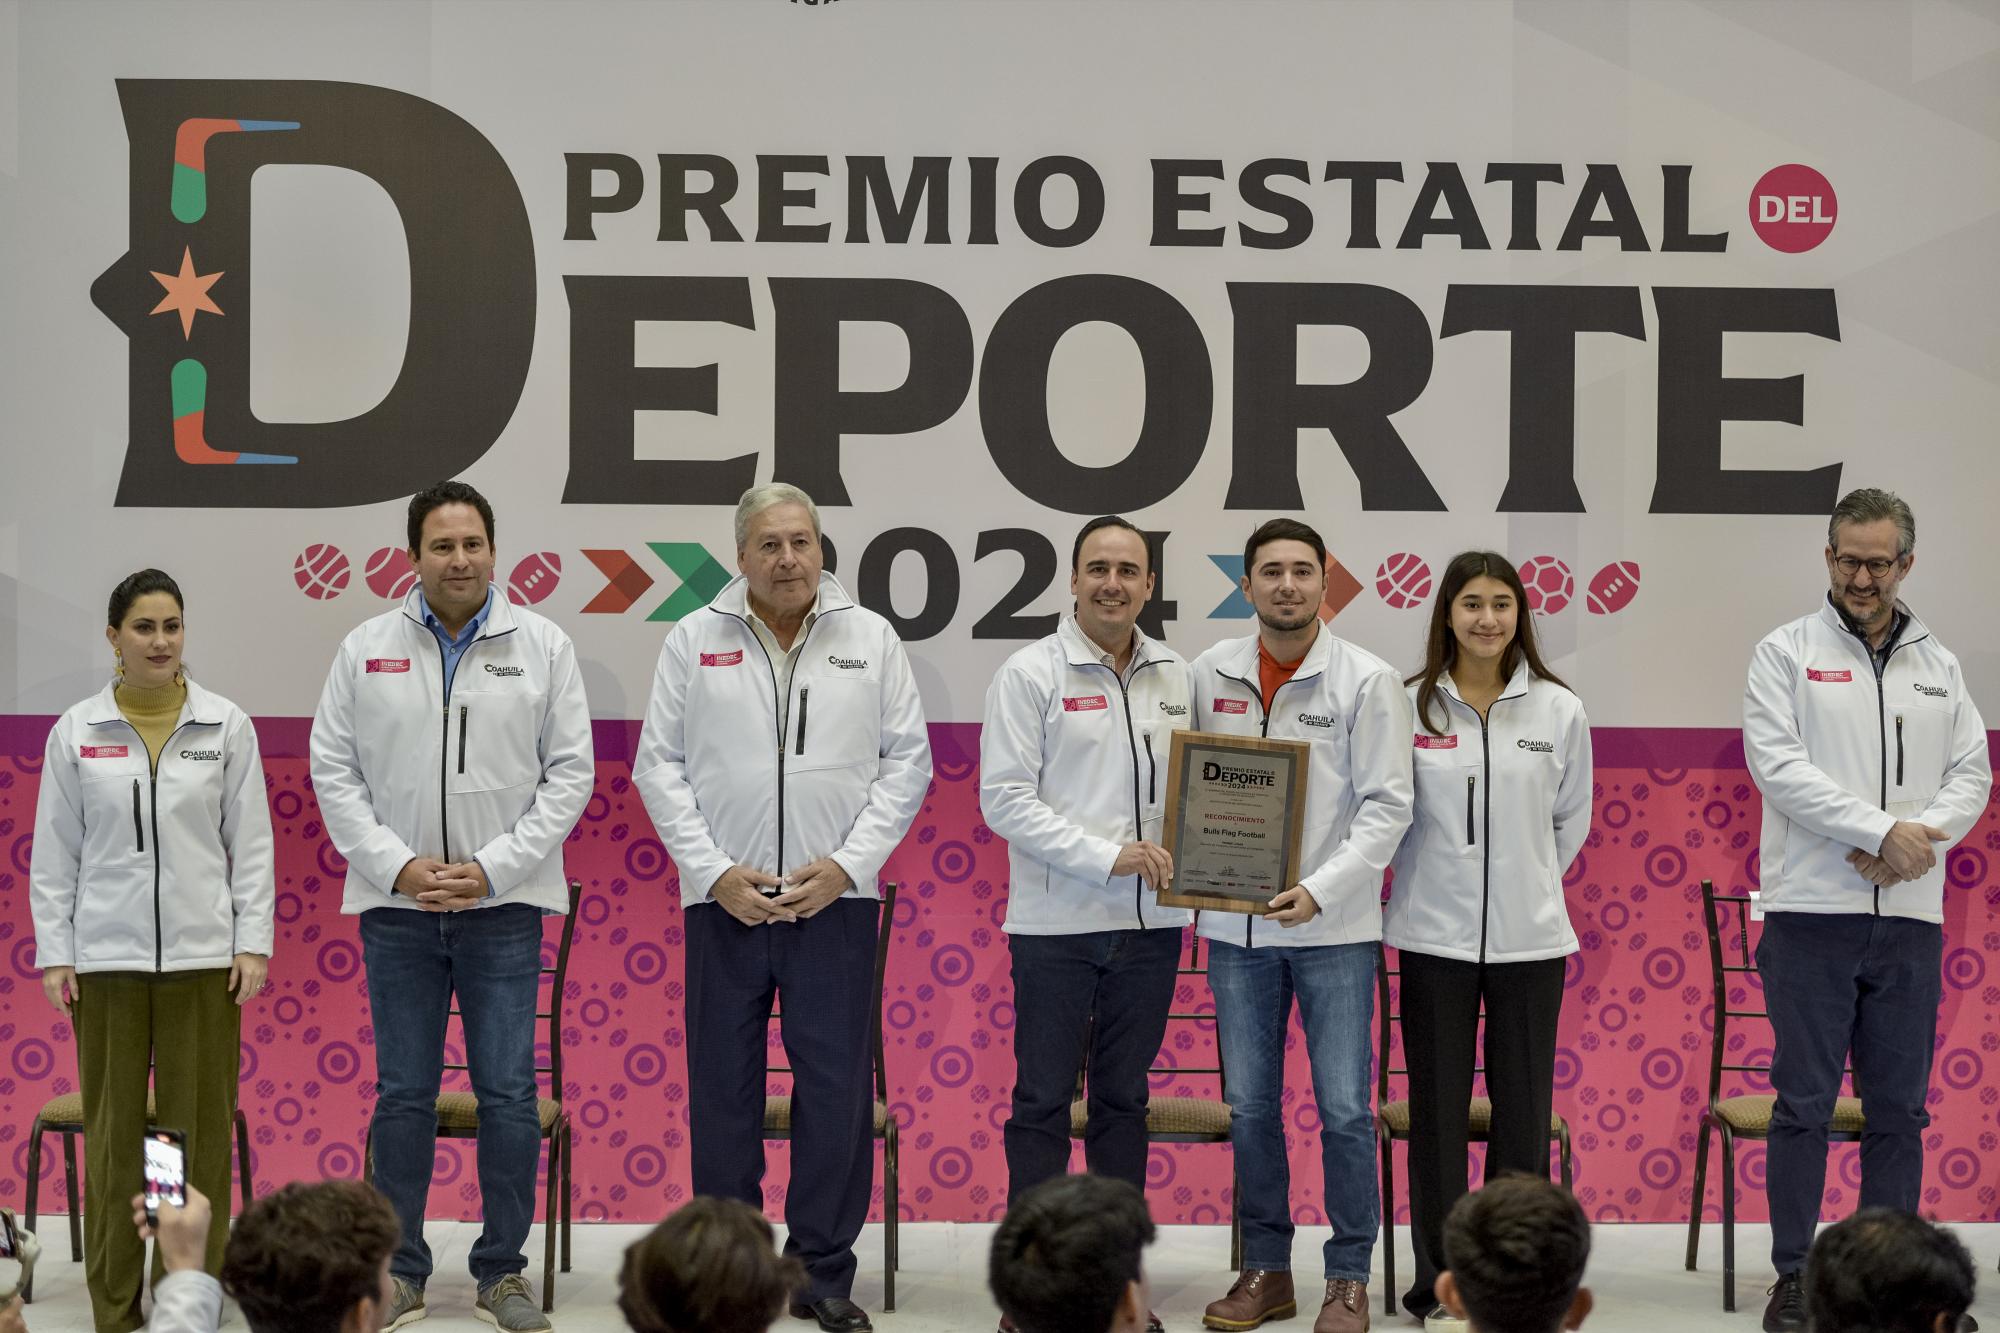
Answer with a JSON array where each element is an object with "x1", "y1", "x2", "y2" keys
[
  {"x1": 0, "y1": 1207, "x2": 41, "y2": 1303},
  {"x1": 1833, "y1": 555, "x2": 1904, "y2": 579}
]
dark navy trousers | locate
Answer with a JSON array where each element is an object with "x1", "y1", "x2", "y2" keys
[
  {"x1": 684, "y1": 897, "x2": 880, "y2": 1302},
  {"x1": 1756, "y1": 910, "x2": 1943, "y2": 1275}
]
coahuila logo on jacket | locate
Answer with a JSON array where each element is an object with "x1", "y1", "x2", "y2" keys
[
  {"x1": 699, "y1": 650, "x2": 743, "y2": 667},
  {"x1": 483, "y1": 663, "x2": 526, "y2": 677},
  {"x1": 1158, "y1": 701, "x2": 1187, "y2": 717},
  {"x1": 1913, "y1": 683, "x2": 1948, "y2": 698},
  {"x1": 827, "y1": 655, "x2": 868, "y2": 670},
  {"x1": 1297, "y1": 711, "x2": 1335, "y2": 729},
  {"x1": 1517, "y1": 738, "x2": 1555, "y2": 753},
  {"x1": 178, "y1": 748, "x2": 223, "y2": 761}
]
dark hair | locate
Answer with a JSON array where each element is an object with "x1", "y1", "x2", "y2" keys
[
  {"x1": 107, "y1": 568, "x2": 184, "y2": 628},
  {"x1": 1829, "y1": 487, "x2": 1915, "y2": 557},
  {"x1": 221, "y1": 1180, "x2": 399, "y2": 1333},
  {"x1": 407, "y1": 479, "x2": 495, "y2": 553},
  {"x1": 989, "y1": 1174, "x2": 1155, "y2": 1333},
  {"x1": 1072, "y1": 515, "x2": 1150, "y2": 573},
  {"x1": 1408, "y1": 551, "x2": 1570, "y2": 735},
  {"x1": 1242, "y1": 517, "x2": 1326, "y2": 574},
  {"x1": 618, "y1": 1197, "x2": 805, "y2": 1333},
  {"x1": 1805, "y1": 1208, "x2": 1975, "y2": 1333},
  {"x1": 1442, "y1": 1176, "x2": 1591, "y2": 1333}
]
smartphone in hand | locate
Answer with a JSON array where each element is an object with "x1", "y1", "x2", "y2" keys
[{"x1": 142, "y1": 1129, "x2": 187, "y2": 1226}]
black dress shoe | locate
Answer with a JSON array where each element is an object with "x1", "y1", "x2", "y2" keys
[
  {"x1": 1762, "y1": 1273, "x2": 1806, "y2": 1333},
  {"x1": 1957, "y1": 1316, "x2": 1977, "y2": 1333},
  {"x1": 790, "y1": 1296, "x2": 874, "y2": 1332}
]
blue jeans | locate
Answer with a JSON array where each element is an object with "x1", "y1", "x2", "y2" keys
[
  {"x1": 1756, "y1": 911, "x2": 1942, "y2": 1275},
  {"x1": 1004, "y1": 928, "x2": 1184, "y2": 1201},
  {"x1": 361, "y1": 903, "x2": 545, "y2": 1287},
  {"x1": 1209, "y1": 938, "x2": 1379, "y2": 1281}
]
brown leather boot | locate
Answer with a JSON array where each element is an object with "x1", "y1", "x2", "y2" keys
[
  {"x1": 1311, "y1": 1279, "x2": 1369, "y2": 1333},
  {"x1": 1202, "y1": 1269, "x2": 1298, "y2": 1330}
]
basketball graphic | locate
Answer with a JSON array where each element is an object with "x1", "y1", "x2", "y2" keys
[
  {"x1": 507, "y1": 552, "x2": 562, "y2": 606},
  {"x1": 363, "y1": 546, "x2": 417, "y2": 600},
  {"x1": 1587, "y1": 561, "x2": 1641, "y2": 615},
  {"x1": 1375, "y1": 552, "x2": 1432, "y2": 609},
  {"x1": 292, "y1": 544, "x2": 350, "y2": 600},
  {"x1": 1519, "y1": 556, "x2": 1574, "y2": 615}
]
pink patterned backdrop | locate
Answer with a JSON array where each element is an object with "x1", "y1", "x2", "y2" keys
[{"x1": 1, "y1": 718, "x2": 1995, "y2": 1228}]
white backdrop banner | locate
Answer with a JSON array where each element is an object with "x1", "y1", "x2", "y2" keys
[{"x1": 4, "y1": 0, "x2": 1997, "y2": 725}]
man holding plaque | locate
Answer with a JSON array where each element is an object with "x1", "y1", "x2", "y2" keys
[
  {"x1": 1190, "y1": 518, "x2": 1413, "y2": 1333},
  {"x1": 981, "y1": 517, "x2": 1194, "y2": 1235}
]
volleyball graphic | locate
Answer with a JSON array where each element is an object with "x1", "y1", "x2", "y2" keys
[
  {"x1": 292, "y1": 544, "x2": 350, "y2": 600},
  {"x1": 1519, "y1": 556, "x2": 1574, "y2": 615},
  {"x1": 507, "y1": 552, "x2": 562, "y2": 606},
  {"x1": 1375, "y1": 552, "x2": 1432, "y2": 609},
  {"x1": 1587, "y1": 561, "x2": 1642, "y2": 615},
  {"x1": 363, "y1": 547, "x2": 417, "y2": 600}
]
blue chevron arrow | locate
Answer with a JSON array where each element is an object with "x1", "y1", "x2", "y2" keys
[{"x1": 1207, "y1": 554, "x2": 1253, "y2": 618}]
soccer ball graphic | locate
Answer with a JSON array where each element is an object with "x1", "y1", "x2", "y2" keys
[{"x1": 1518, "y1": 556, "x2": 1574, "y2": 615}]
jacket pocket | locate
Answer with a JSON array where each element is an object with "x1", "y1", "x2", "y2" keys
[
  {"x1": 449, "y1": 691, "x2": 543, "y2": 795},
  {"x1": 789, "y1": 676, "x2": 881, "y2": 773},
  {"x1": 1413, "y1": 747, "x2": 1481, "y2": 859},
  {"x1": 1887, "y1": 697, "x2": 1952, "y2": 802}
]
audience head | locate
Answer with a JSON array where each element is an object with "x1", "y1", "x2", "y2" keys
[
  {"x1": 618, "y1": 1197, "x2": 805, "y2": 1333},
  {"x1": 1806, "y1": 1208, "x2": 1975, "y2": 1333},
  {"x1": 220, "y1": 1180, "x2": 399, "y2": 1333},
  {"x1": 989, "y1": 1173, "x2": 1155, "y2": 1333},
  {"x1": 1438, "y1": 1176, "x2": 1593, "y2": 1333}
]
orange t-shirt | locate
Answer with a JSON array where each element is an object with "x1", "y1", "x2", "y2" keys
[{"x1": 1257, "y1": 639, "x2": 1305, "y2": 715}]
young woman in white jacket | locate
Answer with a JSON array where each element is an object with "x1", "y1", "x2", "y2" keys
[
  {"x1": 1383, "y1": 552, "x2": 1592, "y2": 1330},
  {"x1": 29, "y1": 570, "x2": 275, "y2": 1333}
]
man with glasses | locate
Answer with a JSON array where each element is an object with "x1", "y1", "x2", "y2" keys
[{"x1": 1742, "y1": 488, "x2": 1990, "y2": 1333}]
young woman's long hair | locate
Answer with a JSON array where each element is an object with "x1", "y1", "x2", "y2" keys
[{"x1": 1407, "y1": 550, "x2": 1570, "y2": 735}]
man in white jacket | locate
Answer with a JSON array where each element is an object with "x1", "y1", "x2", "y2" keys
[
  {"x1": 310, "y1": 481, "x2": 594, "y2": 1333},
  {"x1": 1742, "y1": 488, "x2": 1990, "y2": 1333},
  {"x1": 634, "y1": 484, "x2": 931, "y2": 1333},
  {"x1": 1193, "y1": 519, "x2": 1414, "y2": 1333},
  {"x1": 980, "y1": 517, "x2": 1191, "y2": 1326}
]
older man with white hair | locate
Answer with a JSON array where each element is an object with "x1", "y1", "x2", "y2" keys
[{"x1": 635, "y1": 484, "x2": 931, "y2": 1333}]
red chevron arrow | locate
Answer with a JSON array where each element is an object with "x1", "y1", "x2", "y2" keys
[{"x1": 581, "y1": 549, "x2": 654, "y2": 614}]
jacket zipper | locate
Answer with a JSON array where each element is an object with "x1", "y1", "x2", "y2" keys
[
  {"x1": 1839, "y1": 615, "x2": 1924, "y2": 917},
  {"x1": 148, "y1": 723, "x2": 196, "y2": 973},
  {"x1": 722, "y1": 609, "x2": 835, "y2": 888},
  {"x1": 795, "y1": 687, "x2": 810, "y2": 756},
  {"x1": 436, "y1": 638, "x2": 453, "y2": 863},
  {"x1": 1895, "y1": 714, "x2": 1904, "y2": 787},
  {"x1": 1475, "y1": 710, "x2": 1493, "y2": 964},
  {"x1": 1102, "y1": 656, "x2": 1168, "y2": 929},
  {"x1": 1146, "y1": 735, "x2": 1157, "y2": 806},
  {"x1": 458, "y1": 706, "x2": 469, "y2": 774},
  {"x1": 1465, "y1": 774, "x2": 1476, "y2": 845},
  {"x1": 1218, "y1": 668, "x2": 1291, "y2": 949},
  {"x1": 132, "y1": 779, "x2": 145, "y2": 852}
]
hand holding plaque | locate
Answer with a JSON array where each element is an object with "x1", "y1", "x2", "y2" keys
[{"x1": 1156, "y1": 729, "x2": 1310, "y2": 915}]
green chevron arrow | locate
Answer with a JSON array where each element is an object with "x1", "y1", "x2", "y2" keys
[{"x1": 646, "y1": 542, "x2": 732, "y2": 621}]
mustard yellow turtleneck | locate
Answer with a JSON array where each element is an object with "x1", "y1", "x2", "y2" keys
[{"x1": 116, "y1": 678, "x2": 187, "y2": 771}]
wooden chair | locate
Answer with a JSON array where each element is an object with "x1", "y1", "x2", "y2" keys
[
  {"x1": 1375, "y1": 943, "x2": 1574, "y2": 1317},
  {"x1": 21, "y1": 1095, "x2": 254, "y2": 1303},
  {"x1": 364, "y1": 878, "x2": 581, "y2": 1313},
  {"x1": 764, "y1": 882, "x2": 902, "y2": 1312},
  {"x1": 1069, "y1": 931, "x2": 1240, "y2": 1270},
  {"x1": 1684, "y1": 878, "x2": 1864, "y2": 1312}
]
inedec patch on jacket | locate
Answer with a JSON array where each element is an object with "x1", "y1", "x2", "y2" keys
[
  {"x1": 1413, "y1": 734, "x2": 1458, "y2": 749},
  {"x1": 79, "y1": 744, "x2": 129, "y2": 758},
  {"x1": 1062, "y1": 694, "x2": 1108, "y2": 711},
  {"x1": 699, "y1": 650, "x2": 743, "y2": 667},
  {"x1": 1805, "y1": 668, "x2": 1853, "y2": 683},
  {"x1": 365, "y1": 658, "x2": 411, "y2": 673},
  {"x1": 1212, "y1": 698, "x2": 1249, "y2": 714}
]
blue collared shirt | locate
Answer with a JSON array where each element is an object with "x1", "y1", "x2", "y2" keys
[{"x1": 422, "y1": 585, "x2": 494, "y2": 696}]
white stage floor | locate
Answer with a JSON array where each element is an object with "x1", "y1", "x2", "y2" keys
[{"x1": 18, "y1": 1219, "x2": 1999, "y2": 1332}]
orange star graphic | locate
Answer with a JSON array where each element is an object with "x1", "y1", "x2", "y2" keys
[{"x1": 149, "y1": 247, "x2": 224, "y2": 339}]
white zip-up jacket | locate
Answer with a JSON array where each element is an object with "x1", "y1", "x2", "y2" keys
[
  {"x1": 310, "y1": 586, "x2": 595, "y2": 914},
  {"x1": 1191, "y1": 629, "x2": 1414, "y2": 949},
  {"x1": 634, "y1": 572, "x2": 931, "y2": 904},
  {"x1": 1384, "y1": 669, "x2": 1592, "y2": 964},
  {"x1": 31, "y1": 678, "x2": 275, "y2": 973},
  {"x1": 981, "y1": 616, "x2": 1195, "y2": 935},
  {"x1": 1745, "y1": 598, "x2": 1990, "y2": 923}
]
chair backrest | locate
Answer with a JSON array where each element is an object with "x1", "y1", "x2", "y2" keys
[
  {"x1": 1696, "y1": 877, "x2": 1854, "y2": 1114},
  {"x1": 443, "y1": 878, "x2": 583, "y2": 1105},
  {"x1": 1375, "y1": 942, "x2": 1496, "y2": 1101},
  {"x1": 767, "y1": 882, "x2": 898, "y2": 1106}
]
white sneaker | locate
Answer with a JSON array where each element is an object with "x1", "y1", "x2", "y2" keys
[{"x1": 1423, "y1": 1305, "x2": 1471, "y2": 1332}]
